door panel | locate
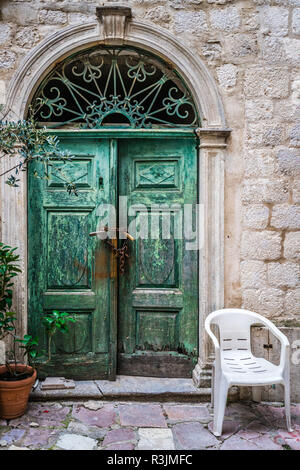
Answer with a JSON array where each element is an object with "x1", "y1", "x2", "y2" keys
[
  {"x1": 118, "y1": 138, "x2": 198, "y2": 377},
  {"x1": 28, "y1": 138, "x2": 117, "y2": 380}
]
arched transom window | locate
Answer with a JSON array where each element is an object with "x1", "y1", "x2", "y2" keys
[{"x1": 32, "y1": 46, "x2": 199, "y2": 129}]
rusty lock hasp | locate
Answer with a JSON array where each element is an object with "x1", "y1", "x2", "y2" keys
[
  {"x1": 89, "y1": 227, "x2": 134, "y2": 241},
  {"x1": 89, "y1": 227, "x2": 134, "y2": 274}
]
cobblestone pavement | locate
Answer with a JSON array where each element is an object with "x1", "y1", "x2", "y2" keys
[{"x1": 0, "y1": 401, "x2": 299, "y2": 450}]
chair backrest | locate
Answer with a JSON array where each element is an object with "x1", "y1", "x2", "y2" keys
[{"x1": 205, "y1": 308, "x2": 267, "y2": 354}]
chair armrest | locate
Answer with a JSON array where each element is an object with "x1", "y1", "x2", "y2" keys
[
  {"x1": 205, "y1": 320, "x2": 220, "y2": 363},
  {"x1": 252, "y1": 315, "x2": 290, "y2": 368}
]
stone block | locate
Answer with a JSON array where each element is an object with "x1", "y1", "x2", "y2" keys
[
  {"x1": 104, "y1": 442, "x2": 135, "y2": 450},
  {"x1": 241, "y1": 231, "x2": 282, "y2": 260},
  {"x1": 68, "y1": 13, "x2": 91, "y2": 25},
  {"x1": 283, "y1": 38, "x2": 300, "y2": 66},
  {"x1": 242, "y1": 287, "x2": 284, "y2": 317},
  {"x1": 216, "y1": 64, "x2": 237, "y2": 90},
  {"x1": 1, "y1": 3, "x2": 38, "y2": 25},
  {"x1": 258, "y1": 6, "x2": 289, "y2": 36},
  {"x1": 67, "y1": 421, "x2": 106, "y2": 440},
  {"x1": 245, "y1": 99, "x2": 273, "y2": 122},
  {"x1": 118, "y1": 404, "x2": 167, "y2": 427},
  {"x1": 244, "y1": 67, "x2": 289, "y2": 98},
  {"x1": 284, "y1": 289, "x2": 300, "y2": 317},
  {"x1": 1, "y1": 429, "x2": 25, "y2": 445},
  {"x1": 271, "y1": 204, "x2": 300, "y2": 229},
  {"x1": 41, "y1": 377, "x2": 75, "y2": 390},
  {"x1": 96, "y1": 375, "x2": 202, "y2": 397},
  {"x1": 202, "y1": 41, "x2": 222, "y2": 62},
  {"x1": 221, "y1": 434, "x2": 281, "y2": 450},
  {"x1": 39, "y1": 10, "x2": 68, "y2": 25},
  {"x1": 83, "y1": 401, "x2": 103, "y2": 411},
  {"x1": 268, "y1": 262, "x2": 300, "y2": 288},
  {"x1": 163, "y1": 404, "x2": 211, "y2": 423},
  {"x1": 31, "y1": 380, "x2": 101, "y2": 400},
  {"x1": 240, "y1": 260, "x2": 267, "y2": 288},
  {"x1": 72, "y1": 404, "x2": 117, "y2": 428},
  {"x1": 247, "y1": 123, "x2": 284, "y2": 147},
  {"x1": 292, "y1": 8, "x2": 300, "y2": 35},
  {"x1": 273, "y1": 99, "x2": 299, "y2": 122},
  {"x1": 242, "y1": 180, "x2": 288, "y2": 204},
  {"x1": 23, "y1": 428, "x2": 58, "y2": 449},
  {"x1": 144, "y1": 7, "x2": 171, "y2": 24},
  {"x1": 244, "y1": 149, "x2": 276, "y2": 178},
  {"x1": 284, "y1": 232, "x2": 300, "y2": 260},
  {"x1": 0, "y1": 50, "x2": 17, "y2": 70},
  {"x1": 261, "y1": 37, "x2": 286, "y2": 64},
  {"x1": 173, "y1": 11, "x2": 208, "y2": 35},
  {"x1": 172, "y1": 422, "x2": 219, "y2": 449},
  {"x1": 242, "y1": 204, "x2": 269, "y2": 229},
  {"x1": 244, "y1": 11, "x2": 260, "y2": 31},
  {"x1": 56, "y1": 433, "x2": 97, "y2": 450},
  {"x1": 0, "y1": 24, "x2": 12, "y2": 45},
  {"x1": 209, "y1": 6, "x2": 240, "y2": 32},
  {"x1": 103, "y1": 428, "x2": 136, "y2": 447},
  {"x1": 137, "y1": 428, "x2": 174, "y2": 450},
  {"x1": 262, "y1": 126, "x2": 284, "y2": 147},
  {"x1": 223, "y1": 34, "x2": 258, "y2": 60},
  {"x1": 291, "y1": 74, "x2": 300, "y2": 110},
  {"x1": 290, "y1": 123, "x2": 300, "y2": 147},
  {"x1": 293, "y1": 181, "x2": 300, "y2": 203},
  {"x1": 276, "y1": 148, "x2": 300, "y2": 177},
  {"x1": 15, "y1": 27, "x2": 39, "y2": 48}
]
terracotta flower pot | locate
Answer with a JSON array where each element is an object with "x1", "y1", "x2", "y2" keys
[{"x1": 0, "y1": 364, "x2": 37, "y2": 419}]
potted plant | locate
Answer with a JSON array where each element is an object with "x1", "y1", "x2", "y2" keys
[
  {"x1": 0, "y1": 242, "x2": 76, "y2": 419},
  {"x1": 0, "y1": 242, "x2": 38, "y2": 419}
]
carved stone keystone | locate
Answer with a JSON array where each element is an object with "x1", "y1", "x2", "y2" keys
[{"x1": 96, "y1": 3, "x2": 132, "y2": 41}]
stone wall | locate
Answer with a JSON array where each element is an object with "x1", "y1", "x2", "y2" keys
[{"x1": 0, "y1": 0, "x2": 299, "y2": 390}]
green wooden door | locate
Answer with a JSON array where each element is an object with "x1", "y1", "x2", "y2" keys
[
  {"x1": 118, "y1": 137, "x2": 198, "y2": 377},
  {"x1": 28, "y1": 133, "x2": 198, "y2": 379},
  {"x1": 28, "y1": 137, "x2": 117, "y2": 380}
]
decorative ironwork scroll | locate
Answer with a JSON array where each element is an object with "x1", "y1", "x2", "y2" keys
[{"x1": 32, "y1": 46, "x2": 199, "y2": 128}]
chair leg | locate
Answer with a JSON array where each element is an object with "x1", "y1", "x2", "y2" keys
[
  {"x1": 284, "y1": 380, "x2": 293, "y2": 433},
  {"x1": 213, "y1": 375, "x2": 228, "y2": 437},
  {"x1": 211, "y1": 365, "x2": 215, "y2": 408}
]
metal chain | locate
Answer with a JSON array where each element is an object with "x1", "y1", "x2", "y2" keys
[{"x1": 104, "y1": 238, "x2": 129, "y2": 275}]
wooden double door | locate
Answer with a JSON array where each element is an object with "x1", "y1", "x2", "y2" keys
[{"x1": 28, "y1": 132, "x2": 198, "y2": 380}]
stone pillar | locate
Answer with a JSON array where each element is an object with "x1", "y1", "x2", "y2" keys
[
  {"x1": 1, "y1": 149, "x2": 27, "y2": 351},
  {"x1": 193, "y1": 128, "x2": 231, "y2": 388}
]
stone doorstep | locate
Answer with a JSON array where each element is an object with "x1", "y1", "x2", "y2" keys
[
  {"x1": 30, "y1": 375, "x2": 211, "y2": 402},
  {"x1": 40, "y1": 377, "x2": 75, "y2": 390}
]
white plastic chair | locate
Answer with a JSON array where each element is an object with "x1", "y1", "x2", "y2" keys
[{"x1": 205, "y1": 308, "x2": 292, "y2": 437}]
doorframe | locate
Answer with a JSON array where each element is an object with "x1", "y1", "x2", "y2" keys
[
  {"x1": 1, "y1": 12, "x2": 231, "y2": 386},
  {"x1": 46, "y1": 129, "x2": 200, "y2": 378}
]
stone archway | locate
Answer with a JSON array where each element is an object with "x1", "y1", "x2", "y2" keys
[{"x1": 1, "y1": 5, "x2": 231, "y2": 386}]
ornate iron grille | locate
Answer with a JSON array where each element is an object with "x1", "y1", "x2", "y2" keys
[{"x1": 32, "y1": 46, "x2": 199, "y2": 129}]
